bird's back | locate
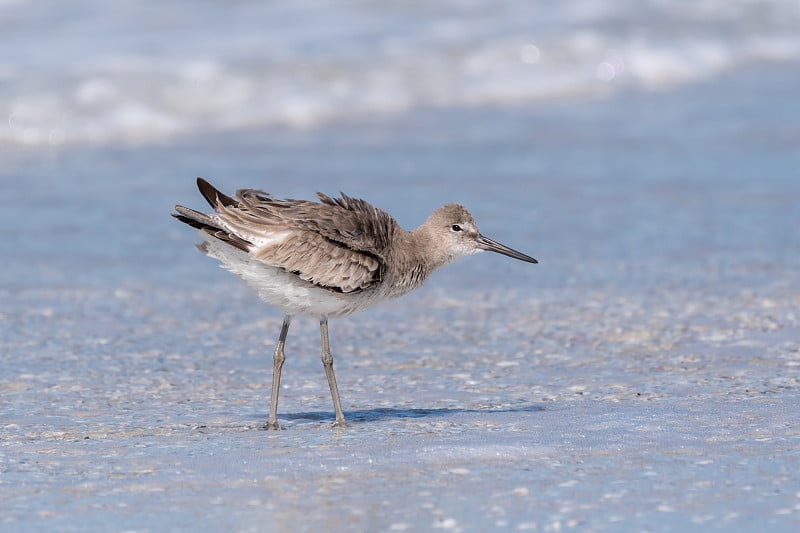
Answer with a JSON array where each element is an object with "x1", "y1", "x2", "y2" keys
[{"x1": 173, "y1": 179, "x2": 402, "y2": 316}]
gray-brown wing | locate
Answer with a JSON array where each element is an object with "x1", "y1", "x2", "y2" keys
[
  {"x1": 309, "y1": 192, "x2": 396, "y2": 256},
  {"x1": 253, "y1": 231, "x2": 382, "y2": 293},
  {"x1": 222, "y1": 189, "x2": 398, "y2": 258},
  {"x1": 206, "y1": 187, "x2": 396, "y2": 293}
]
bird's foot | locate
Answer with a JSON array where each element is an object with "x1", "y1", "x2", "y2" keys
[
  {"x1": 331, "y1": 418, "x2": 346, "y2": 429},
  {"x1": 264, "y1": 420, "x2": 283, "y2": 431}
]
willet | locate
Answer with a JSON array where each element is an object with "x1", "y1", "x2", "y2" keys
[{"x1": 173, "y1": 178, "x2": 537, "y2": 429}]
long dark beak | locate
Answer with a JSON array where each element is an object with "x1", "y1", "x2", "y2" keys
[{"x1": 476, "y1": 234, "x2": 538, "y2": 263}]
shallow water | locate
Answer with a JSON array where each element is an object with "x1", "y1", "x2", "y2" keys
[{"x1": 2, "y1": 4, "x2": 800, "y2": 531}]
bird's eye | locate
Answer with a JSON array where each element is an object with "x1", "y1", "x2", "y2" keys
[{"x1": 451, "y1": 224, "x2": 462, "y2": 232}]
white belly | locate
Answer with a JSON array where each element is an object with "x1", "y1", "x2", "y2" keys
[{"x1": 198, "y1": 234, "x2": 381, "y2": 318}]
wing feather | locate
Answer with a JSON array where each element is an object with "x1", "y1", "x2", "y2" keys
[
  {"x1": 183, "y1": 182, "x2": 398, "y2": 293},
  {"x1": 254, "y1": 232, "x2": 381, "y2": 293}
]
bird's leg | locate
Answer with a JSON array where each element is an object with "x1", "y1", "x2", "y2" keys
[
  {"x1": 266, "y1": 315, "x2": 291, "y2": 430},
  {"x1": 320, "y1": 317, "x2": 346, "y2": 428}
]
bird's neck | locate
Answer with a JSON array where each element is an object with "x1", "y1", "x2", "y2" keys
[{"x1": 382, "y1": 227, "x2": 454, "y2": 297}]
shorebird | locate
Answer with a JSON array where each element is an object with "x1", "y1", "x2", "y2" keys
[{"x1": 173, "y1": 178, "x2": 537, "y2": 429}]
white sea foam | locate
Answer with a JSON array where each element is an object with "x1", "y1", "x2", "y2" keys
[{"x1": 2, "y1": 0, "x2": 799, "y2": 145}]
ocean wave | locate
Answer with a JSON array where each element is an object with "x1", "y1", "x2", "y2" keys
[{"x1": 3, "y1": 0, "x2": 799, "y2": 145}]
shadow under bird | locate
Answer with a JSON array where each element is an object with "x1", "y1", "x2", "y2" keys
[{"x1": 172, "y1": 178, "x2": 537, "y2": 429}]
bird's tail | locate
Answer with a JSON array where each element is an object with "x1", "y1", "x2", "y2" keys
[
  {"x1": 172, "y1": 204, "x2": 217, "y2": 231},
  {"x1": 172, "y1": 180, "x2": 253, "y2": 253}
]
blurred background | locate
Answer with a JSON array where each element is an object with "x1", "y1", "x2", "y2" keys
[
  {"x1": 4, "y1": 0, "x2": 800, "y2": 145},
  {"x1": 2, "y1": 0, "x2": 799, "y2": 291}
]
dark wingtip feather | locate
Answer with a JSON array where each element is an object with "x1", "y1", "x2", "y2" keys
[
  {"x1": 197, "y1": 177, "x2": 237, "y2": 208},
  {"x1": 199, "y1": 228, "x2": 252, "y2": 252},
  {"x1": 172, "y1": 204, "x2": 253, "y2": 253},
  {"x1": 173, "y1": 204, "x2": 215, "y2": 226},
  {"x1": 172, "y1": 212, "x2": 207, "y2": 230}
]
